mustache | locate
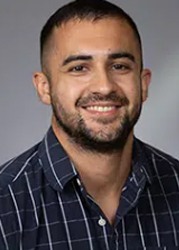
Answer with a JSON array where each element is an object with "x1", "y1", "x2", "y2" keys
[{"x1": 76, "y1": 92, "x2": 129, "y2": 107}]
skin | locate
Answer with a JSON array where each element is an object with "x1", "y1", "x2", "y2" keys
[{"x1": 33, "y1": 17, "x2": 151, "y2": 225}]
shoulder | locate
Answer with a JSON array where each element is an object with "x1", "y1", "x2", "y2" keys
[
  {"x1": 143, "y1": 139, "x2": 178, "y2": 164},
  {"x1": 136, "y1": 138, "x2": 179, "y2": 164},
  {"x1": 135, "y1": 138, "x2": 179, "y2": 178},
  {"x1": 135, "y1": 139, "x2": 179, "y2": 204},
  {"x1": 0, "y1": 143, "x2": 41, "y2": 191}
]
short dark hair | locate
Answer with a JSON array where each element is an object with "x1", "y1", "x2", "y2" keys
[{"x1": 40, "y1": 0, "x2": 143, "y2": 70}]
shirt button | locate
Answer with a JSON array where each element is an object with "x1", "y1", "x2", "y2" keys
[
  {"x1": 98, "y1": 217, "x2": 106, "y2": 226},
  {"x1": 76, "y1": 178, "x2": 81, "y2": 186},
  {"x1": 122, "y1": 186, "x2": 127, "y2": 192}
]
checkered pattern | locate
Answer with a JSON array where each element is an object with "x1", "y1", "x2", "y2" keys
[{"x1": 0, "y1": 127, "x2": 179, "y2": 250}]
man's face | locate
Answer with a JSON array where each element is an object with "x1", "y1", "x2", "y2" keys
[{"x1": 36, "y1": 18, "x2": 150, "y2": 153}]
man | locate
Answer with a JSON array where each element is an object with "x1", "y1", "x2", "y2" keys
[{"x1": 0, "y1": 0, "x2": 178, "y2": 249}]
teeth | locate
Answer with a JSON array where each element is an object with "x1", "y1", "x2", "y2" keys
[{"x1": 87, "y1": 106, "x2": 114, "y2": 112}]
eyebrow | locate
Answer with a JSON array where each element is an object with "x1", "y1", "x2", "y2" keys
[
  {"x1": 62, "y1": 52, "x2": 135, "y2": 66},
  {"x1": 108, "y1": 52, "x2": 135, "y2": 62},
  {"x1": 62, "y1": 55, "x2": 92, "y2": 66}
]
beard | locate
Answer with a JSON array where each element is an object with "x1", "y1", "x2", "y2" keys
[{"x1": 51, "y1": 92, "x2": 142, "y2": 154}]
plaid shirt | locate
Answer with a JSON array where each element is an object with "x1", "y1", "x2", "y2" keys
[{"x1": 0, "y1": 127, "x2": 179, "y2": 250}]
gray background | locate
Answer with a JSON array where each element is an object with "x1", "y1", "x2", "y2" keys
[{"x1": 0, "y1": 0, "x2": 178, "y2": 164}]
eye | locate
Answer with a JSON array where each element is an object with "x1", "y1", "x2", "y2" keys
[
  {"x1": 70, "y1": 65, "x2": 86, "y2": 72},
  {"x1": 112, "y1": 64, "x2": 130, "y2": 71}
]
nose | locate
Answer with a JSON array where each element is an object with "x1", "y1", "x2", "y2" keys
[{"x1": 89, "y1": 67, "x2": 118, "y2": 95}]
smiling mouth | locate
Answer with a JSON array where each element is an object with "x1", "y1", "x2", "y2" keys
[
  {"x1": 76, "y1": 93, "x2": 128, "y2": 113},
  {"x1": 86, "y1": 106, "x2": 116, "y2": 112},
  {"x1": 81, "y1": 103, "x2": 122, "y2": 115}
]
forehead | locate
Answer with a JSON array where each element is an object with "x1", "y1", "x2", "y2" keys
[{"x1": 51, "y1": 17, "x2": 140, "y2": 60}]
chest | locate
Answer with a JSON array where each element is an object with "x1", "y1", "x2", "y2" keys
[{"x1": 3, "y1": 185, "x2": 179, "y2": 250}]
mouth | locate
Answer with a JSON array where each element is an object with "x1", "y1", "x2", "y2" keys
[
  {"x1": 86, "y1": 105, "x2": 117, "y2": 112},
  {"x1": 81, "y1": 103, "x2": 121, "y2": 115},
  {"x1": 76, "y1": 93, "x2": 128, "y2": 115}
]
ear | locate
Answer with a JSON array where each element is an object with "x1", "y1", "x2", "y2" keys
[
  {"x1": 33, "y1": 72, "x2": 51, "y2": 105},
  {"x1": 141, "y1": 68, "x2": 152, "y2": 102}
]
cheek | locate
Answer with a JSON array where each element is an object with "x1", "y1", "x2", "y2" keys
[
  {"x1": 51, "y1": 79, "x2": 84, "y2": 109},
  {"x1": 122, "y1": 81, "x2": 142, "y2": 112},
  {"x1": 123, "y1": 82, "x2": 141, "y2": 101}
]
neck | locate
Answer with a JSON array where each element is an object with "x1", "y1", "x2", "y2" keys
[{"x1": 52, "y1": 119, "x2": 134, "y2": 224}]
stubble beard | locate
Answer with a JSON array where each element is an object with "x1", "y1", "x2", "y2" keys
[{"x1": 51, "y1": 93, "x2": 142, "y2": 154}]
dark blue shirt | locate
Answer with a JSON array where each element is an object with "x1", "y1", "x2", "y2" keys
[{"x1": 0, "y1": 127, "x2": 179, "y2": 250}]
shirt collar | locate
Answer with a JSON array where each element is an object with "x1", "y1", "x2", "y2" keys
[
  {"x1": 115, "y1": 138, "x2": 154, "y2": 222},
  {"x1": 133, "y1": 137, "x2": 154, "y2": 185},
  {"x1": 38, "y1": 127, "x2": 78, "y2": 192},
  {"x1": 38, "y1": 127, "x2": 153, "y2": 193}
]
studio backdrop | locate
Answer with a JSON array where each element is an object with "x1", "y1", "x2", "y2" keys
[{"x1": 0, "y1": 0, "x2": 178, "y2": 164}]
